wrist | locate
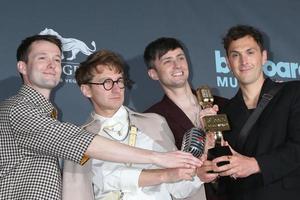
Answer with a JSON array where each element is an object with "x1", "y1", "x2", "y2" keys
[
  {"x1": 150, "y1": 151, "x2": 159, "y2": 165},
  {"x1": 158, "y1": 170, "x2": 167, "y2": 183},
  {"x1": 251, "y1": 157, "x2": 261, "y2": 174}
]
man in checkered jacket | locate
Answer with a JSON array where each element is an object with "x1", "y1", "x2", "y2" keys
[{"x1": 0, "y1": 34, "x2": 202, "y2": 199}]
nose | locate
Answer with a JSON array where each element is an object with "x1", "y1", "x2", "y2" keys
[
  {"x1": 47, "y1": 58, "x2": 56, "y2": 69},
  {"x1": 240, "y1": 54, "x2": 248, "y2": 65},
  {"x1": 111, "y1": 82, "x2": 121, "y2": 93},
  {"x1": 172, "y1": 58, "x2": 181, "y2": 69}
]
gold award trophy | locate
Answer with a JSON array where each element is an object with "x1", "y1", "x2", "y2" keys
[{"x1": 196, "y1": 86, "x2": 232, "y2": 168}]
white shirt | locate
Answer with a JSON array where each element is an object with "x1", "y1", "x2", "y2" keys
[{"x1": 92, "y1": 106, "x2": 202, "y2": 200}]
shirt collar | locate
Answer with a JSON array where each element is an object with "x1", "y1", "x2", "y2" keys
[
  {"x1": 19, "y1": 84, "x2": 54, "y2": 114},
  {"x1": 92, "y1": 106, "x2": 129, "y2": 139}
]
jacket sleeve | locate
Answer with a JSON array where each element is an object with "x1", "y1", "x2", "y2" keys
[
  {"x1": 166, "y1": 176, "x2": 203, "y2": 198},
  {"x1": 256, "y1": 83, "x2": 300, "y2": 185},
  {"x1": 92, "y1": 159, "x2": 142, "y2": 196},
  {"x1": 62, "y1": 160, "x2": 95, "y2": 200},
  {"x1": 11, "y1": 100, "x2": 95, "y2": 164}
]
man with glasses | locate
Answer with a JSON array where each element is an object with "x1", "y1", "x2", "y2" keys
[
  {"x1": 0, "y1": 35, "x2": 202, "y2": 200},
  {"x1": 88, "y1": 78, "x2": 125, "y2": 90},
  {"x1": 63, "y1": 49, "x2": 203, "y2": 200}
]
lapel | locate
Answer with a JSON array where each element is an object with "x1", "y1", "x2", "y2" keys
[
  {"x1": 161, "y1": 94, "x2": 194, "y2": 131},
  {"x1": 227, "y1": 78, "x2": 279, "y2": 151},
  {"x1": 82, "y1": 114, "x2": 102, "y2": 134},
  {"x1": 82, "y1": 107, "x2": 177, "y2": 151}
]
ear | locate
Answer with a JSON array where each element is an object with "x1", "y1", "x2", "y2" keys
[
  {"x1": 148, "y1": 68, "x2": 159, "y2": 80},
  {"x1": 262, "y1": 50, "x2": 267, "y2": 65},
  {"x1": 80, "y1": 84, "x2": 92, "y2": 98},
  {"x1": 17, "y1": 61, "x2": 27, "y2": 75}
]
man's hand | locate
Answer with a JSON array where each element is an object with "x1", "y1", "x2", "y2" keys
[
  {"x1": 199, "y1": 105, "x2": 219, "y2": 128},
  {"x1": 204, "y1": 132, "x2": 216, "y2": 154},
  {"x1": 152, "y1": 151, "x2": 202, "y2": 169},
  {"x1": 212, "y1": 146, "x2": 260, "y2": 179},
  {"x1": 139, "y1": 167, "x2": 197, "y2": 187},
  {"x1": 162, "y1": 167, "x2": 197, "y2": 183},
  {"x1": 197, "y1": 154, "x2": 219, "y2": 182}
]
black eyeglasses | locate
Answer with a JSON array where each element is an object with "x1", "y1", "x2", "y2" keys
[{"x1": 87, "y1": 77, "x2": 125, "y2": 91}]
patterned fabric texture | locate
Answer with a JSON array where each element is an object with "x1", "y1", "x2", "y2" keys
[{"x1": 0, "y1": 85, "x2": 95, "y2": 199}]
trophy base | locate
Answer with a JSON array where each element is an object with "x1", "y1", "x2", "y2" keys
[{"x1": 207, "y1": 146, "x2": 232, "y2": 173}]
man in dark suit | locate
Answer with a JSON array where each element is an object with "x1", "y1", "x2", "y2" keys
[
  {"x1": 144, "y1": 37, "x2": 228, "y2": 200},
  {"x1": 212, "y1": 25, "x2": 300, "y2": 200}
]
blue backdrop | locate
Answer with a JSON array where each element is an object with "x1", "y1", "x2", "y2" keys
[{"x1": 0, "y1": 0, "x2": 299, "y2": 124}]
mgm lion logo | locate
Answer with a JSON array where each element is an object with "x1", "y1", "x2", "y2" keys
[{"x1": 39, "y1": 28, "x2": 96, "y2": 61}]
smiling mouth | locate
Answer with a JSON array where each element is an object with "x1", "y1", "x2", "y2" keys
[
  {"x1": 110, "y1": 96, "x2": 121, "y2": 100},
  {"x1": 44, "y1": 72, "x2": 56, "y2": 76},
  {"x1": 172, "y1": 71, "x2": 184, "y2": 77},
  {"x1": 239, "y1": 65, "x2": 253, "y2": 72}
]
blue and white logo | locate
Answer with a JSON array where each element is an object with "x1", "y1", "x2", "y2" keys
[
  {"x1": 39, "y1": 28, "x2": 97, "y2": 84},
  {"x1": 214, "y1": 50, "x2": 300, "y2": 88}
]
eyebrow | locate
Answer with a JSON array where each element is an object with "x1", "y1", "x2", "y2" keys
[
  {"x1": 33, "y1": 52, "x2": 61, "y2": 58},
  {"x1": 95, "y1": 76, "x2": 123, "y2": 81},
  {"x1": 160, "y1": 53, "x2": 185, "y2": 61},
  {"x1": 229, "y1": 47, "x2": 257, "y2": 54}
]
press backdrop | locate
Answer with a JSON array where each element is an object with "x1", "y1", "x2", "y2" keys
[{"x1": 0, "y1": 0, "x2": 299, "y2": 124}]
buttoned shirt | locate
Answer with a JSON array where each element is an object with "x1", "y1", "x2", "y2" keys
[{"x1": 0, "y1": 85, "x2": 95, "y2": 200}]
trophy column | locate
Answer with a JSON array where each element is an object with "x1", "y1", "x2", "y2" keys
[{"x1": 196, "y1": 86, "x2": 232, "y2": 167}]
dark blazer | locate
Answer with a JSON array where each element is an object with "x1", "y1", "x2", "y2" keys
[
  {"x1": 145, "y1": 90, "x2": 228, "y2": 200},
  {"x1": 221, "y1": 78, "x2": 300, "y2": 200}
]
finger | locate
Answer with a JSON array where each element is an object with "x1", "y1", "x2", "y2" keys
[
  {"x1": 181, "y1": 168, "x2": 196, "y2": 173},
  {"x1": 199, "y1": 154, "x2": 207, "y2": 161},
  {"x1": 205, "y1": 173, "x2": 219, "y2": 180},
  {"x1": 175, "y1": 151, "x2": 203, "y2": 167},
  {"x1": 200, "y1": 108, "x2": 217, "y2": 116},
  {"x1": 182, "y1": 163, "x2": 194, "y2": 169},
  {"x1": 202, "y1": 160, "x2": 214, "y2": 167},
  {"x1": 212, "y1": 161, "x2": 232, "y2": 172},
  {"x1": 226, "y1": 143, "x2": 237, "y2": 155},
  {"x1": 199, "y1": 172, "x2": 219, "y2": 183},
  {"x1": 212, "y1": 155, "x2": 231, "y2": 164},
  {"x1": 212, "y1": 104, "x2": 219, "y2": 112},
  {"x1": 219, "y1": 168, "x2": 235, "y2": 177}
]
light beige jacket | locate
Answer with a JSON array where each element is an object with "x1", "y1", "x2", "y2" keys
[{"x1": 62, "y1": 107, "x2": 206, "y2": 200}]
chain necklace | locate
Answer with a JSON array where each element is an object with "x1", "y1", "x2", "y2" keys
[{"x1": 177, "y1": 94, "x2": 201, "y2": 128}]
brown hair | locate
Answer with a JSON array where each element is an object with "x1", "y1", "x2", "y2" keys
[
  {"x1": 223, "y1": 25, "x2": 265, "y2": 55},
  {"x1": 75, "y1": 49, "x2": 125, "y2": 86}
]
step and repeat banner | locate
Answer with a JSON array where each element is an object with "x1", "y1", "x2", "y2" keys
[{"x1": 0, "y1": 0, "x2": 299, "y2": 124}]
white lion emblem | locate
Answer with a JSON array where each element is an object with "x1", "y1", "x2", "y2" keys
[{"x1": 39, "y1": 28, "x2": 96, "y2": 60}]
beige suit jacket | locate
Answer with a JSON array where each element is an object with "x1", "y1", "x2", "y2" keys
[{"x1": 62, "y1": 107, "x2": 206, "y2": 200}]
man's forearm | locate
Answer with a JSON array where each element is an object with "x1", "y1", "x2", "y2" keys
[
  {"x1": 86, "y1": 135, "x2": 155, "y2": 164},
  {"x1": 85, "y1": 135, "x2": 202, "y2": 168},
  {"x1": 138, "y1": 169, "x2": 168, "y2": 187}
]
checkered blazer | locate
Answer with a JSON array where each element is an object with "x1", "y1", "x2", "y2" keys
[{"x1": 0, "y1": 85, "x2": 95, "y2": 200}]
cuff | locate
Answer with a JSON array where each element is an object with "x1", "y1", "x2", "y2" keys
[{"x1": 120, "y1": 167, "x2": 142, "y2": 192}]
